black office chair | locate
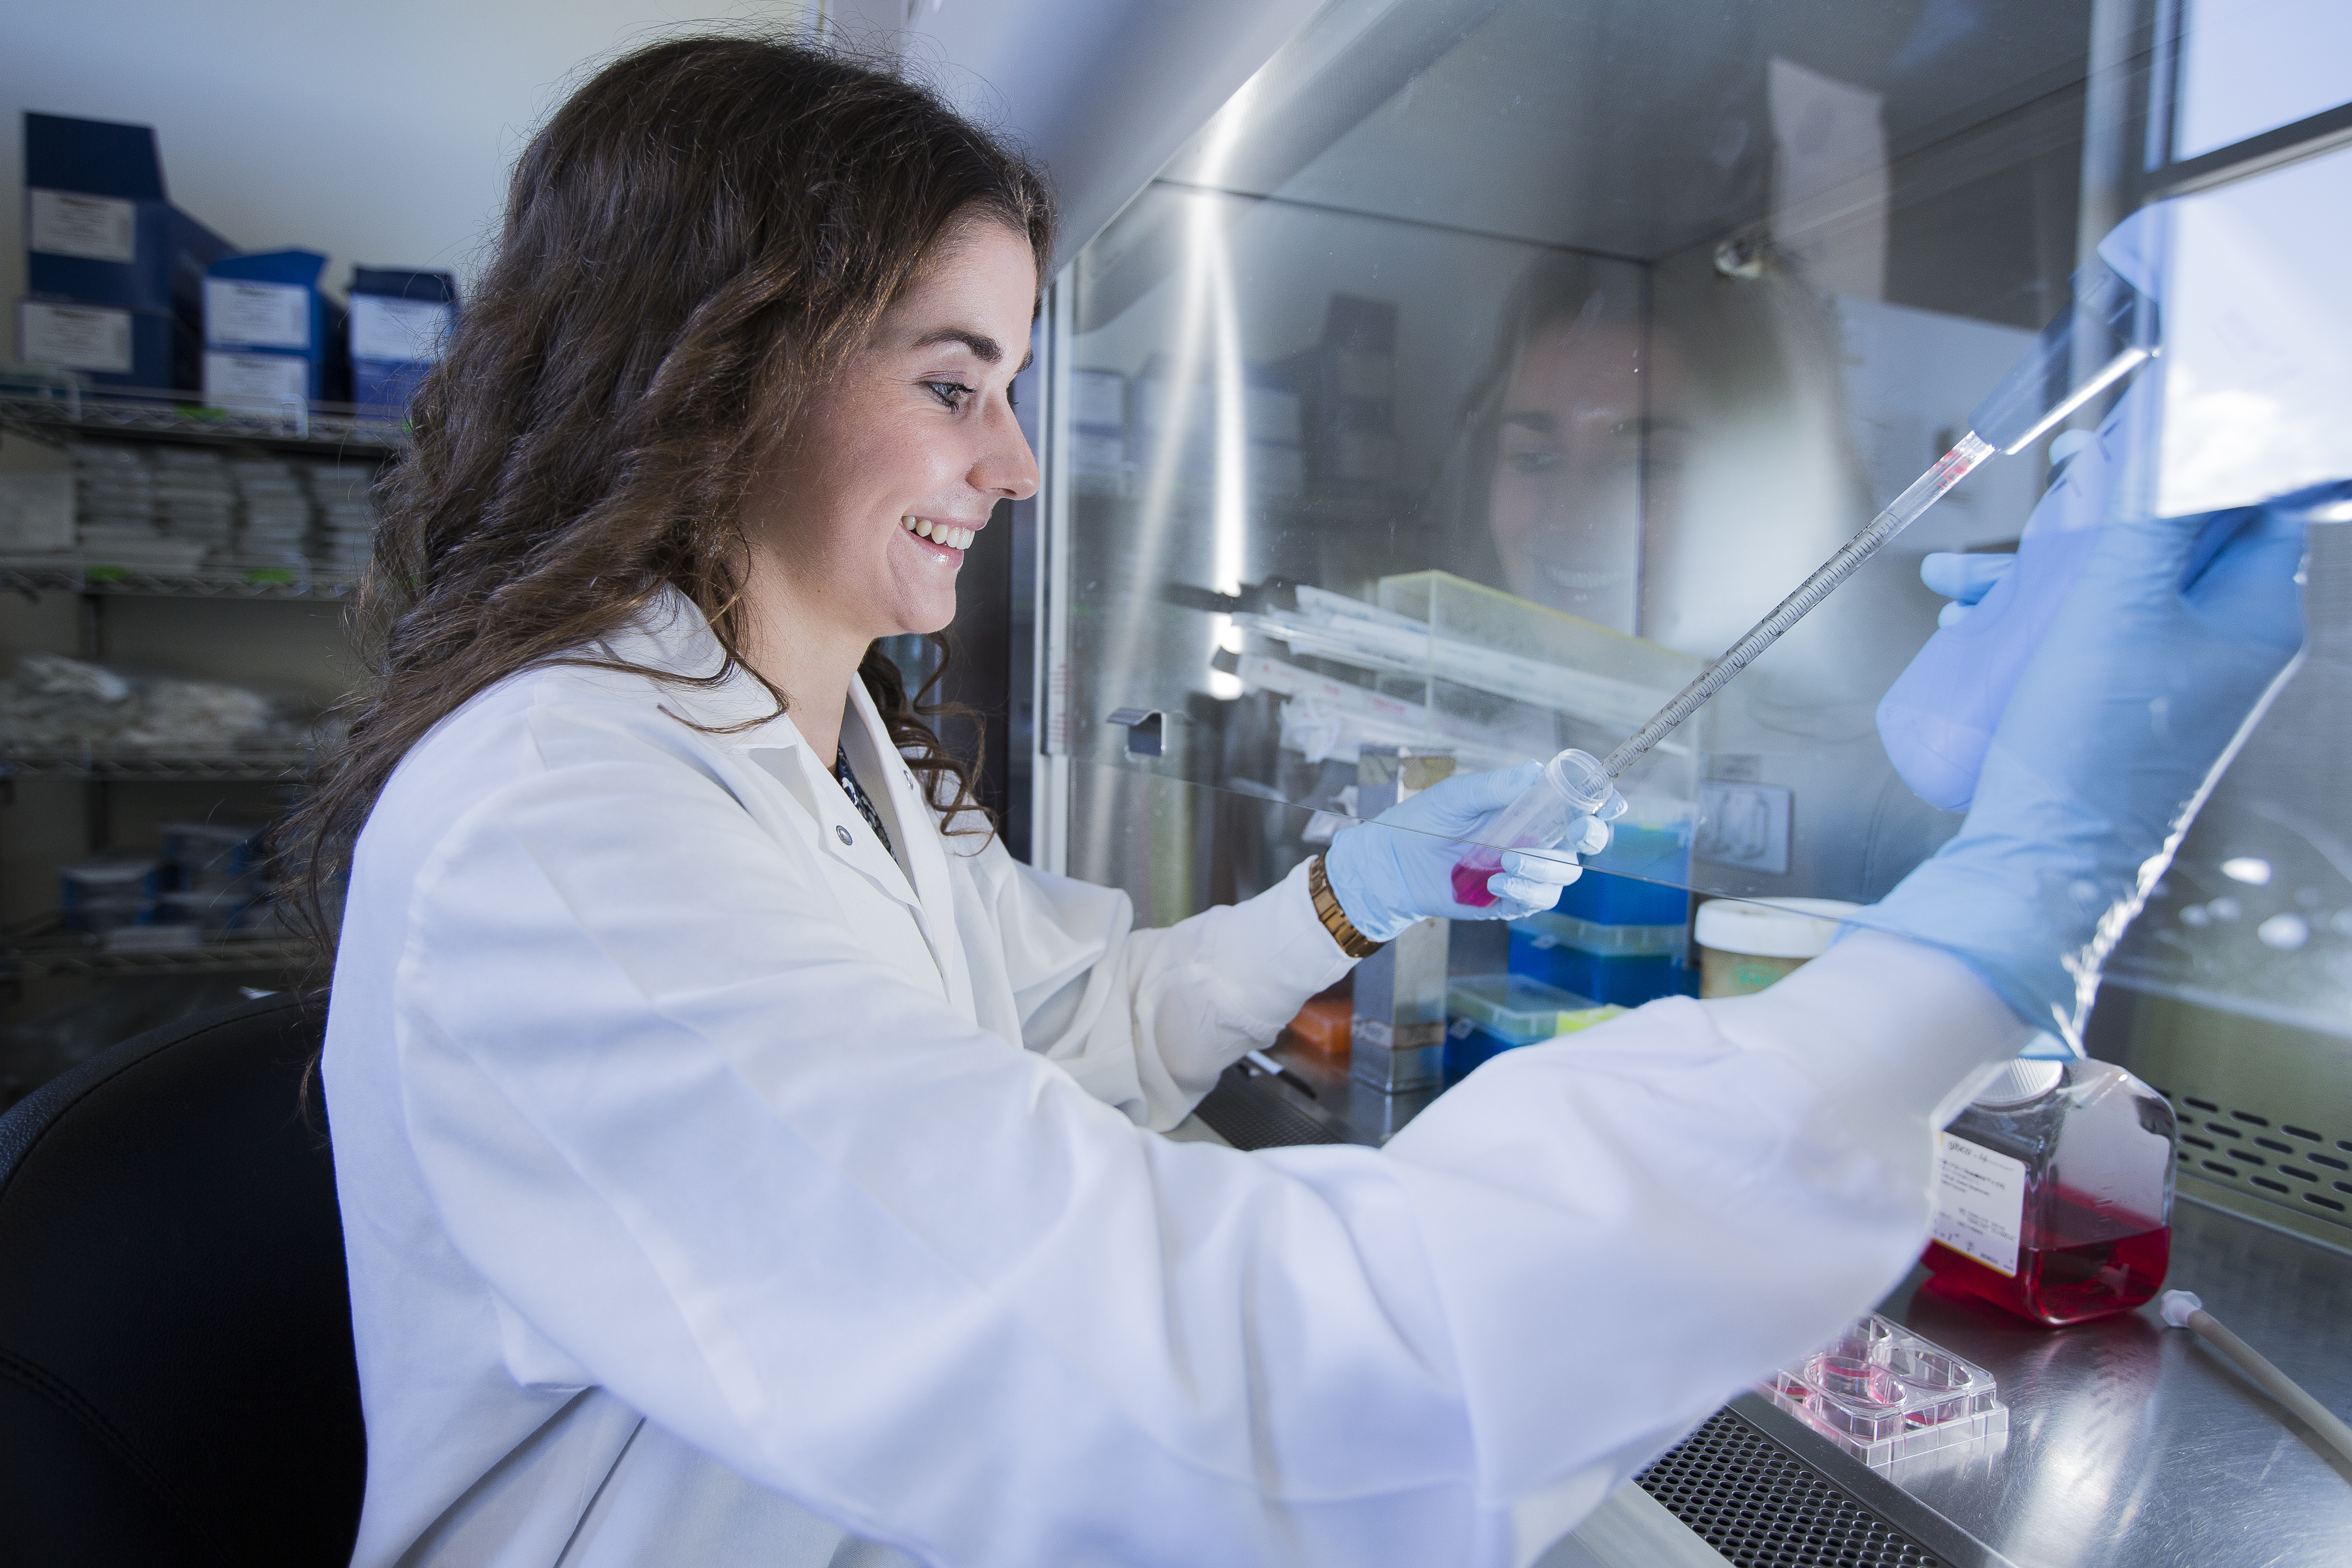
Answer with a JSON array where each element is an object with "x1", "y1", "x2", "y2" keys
[{"x1": 0, "y1": 990, "x2": 365, "y2": 1566}]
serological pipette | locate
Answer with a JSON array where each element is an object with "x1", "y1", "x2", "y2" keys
[
  {"x1": 1599, "y1": 257, "x2": 2154, "y2": 780},
  {"x1": 1450, "y1": 257, "x2": 2156, "y2": 902}
]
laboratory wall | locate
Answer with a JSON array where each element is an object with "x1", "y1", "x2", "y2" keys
[{"x1": 1, "y1": 0, "x2": 1330, "y2": 1085}]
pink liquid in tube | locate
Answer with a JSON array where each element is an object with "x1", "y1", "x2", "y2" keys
[
  {"x1": 1452, "y1": 853, "x2": 1508, "y2": 908},
  {"x1": 1450, "y1": 749, "x2": 1616, "y2": 907}
]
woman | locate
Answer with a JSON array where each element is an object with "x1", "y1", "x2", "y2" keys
[{"x1": 306, "y1": 35, "x2": 2300, "y2": 1568}]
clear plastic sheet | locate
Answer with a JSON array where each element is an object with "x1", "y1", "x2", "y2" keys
[{"x1": 1044, "y1": 0, "x2": 2352, "y2": 1047}]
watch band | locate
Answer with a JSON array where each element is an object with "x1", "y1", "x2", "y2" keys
[{"x1": 1307, "y1": 853, "x2": 1386, "y2": 960}]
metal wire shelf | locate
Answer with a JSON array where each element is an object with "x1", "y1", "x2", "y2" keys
[
  {"x1": 2, "y1": 913, "x2": 319, "y2": 981},
  {"x1": 0, "y1": 561, "x2": 361, "y2": 600},
  {"x1": 0, "y1": 747, "x2": 318, "y2": 782},
  {"x1": 0, "y1": 386, "x2": 409, "y2": 455}
]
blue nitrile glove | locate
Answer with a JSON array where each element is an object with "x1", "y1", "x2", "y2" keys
[
  {"x1": 1851, "y1": 480, "x2": 2348, "y2": 1046},
  {"x1": 1921, "y1": 553, "x2": 2016, "y2": 629},
  {"x1": 1322, "y1": 762, "x2": 1624, "y2": 943},
  {"x1": 1878, "y1": 386, "x2": 2150, "y2": 813},
  {"x1": 1881, "y1": 355, "x2": 2251, "y2": 812}
]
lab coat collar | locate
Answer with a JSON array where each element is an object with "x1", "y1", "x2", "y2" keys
[
  {"x1": 595, "y1": 589, "x2": 796, "y2": 740},
  {"x1": 596, "y1": 591, "x2": 904, "y2": 895},
  {"x1": 595, "y1": 589, "x2": 972, "y2": 1013}
]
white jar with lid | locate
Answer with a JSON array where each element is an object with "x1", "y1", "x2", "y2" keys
[{"x1": 1693, "y1": 897, "x2": 1862, "y2": 998}]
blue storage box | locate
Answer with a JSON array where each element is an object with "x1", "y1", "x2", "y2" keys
[
  {"x1": 24, "y1": 113, "x2": 231, "y2": 340},
  {"x1": 1556, "y1": 821, "x2": 1693, "y2": 926},
  {"x1": 162, "y1": 820, "x2": 271, "y2": 892},
  {"x1": 59, "y1": 855, "x2": 163, "y2": 934},
  {"x1": 16, "y1": 297, "x2": 193, "y2": 391},
  {"x1": 205, "y1": 250, "x2": 344, "y2": 406},
  {"x1": 349, "y1": 266, "x2": 457, "y2": 413},
  {"x1": 1509, "y1": 932, "x2": 1697, "y2": 1008},
  {"x1": 1512, "y1": 908, "x2": 1684, "y2": 957}
]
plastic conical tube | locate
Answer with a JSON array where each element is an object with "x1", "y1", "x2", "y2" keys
[{"x1": 1450, "y1": 748, "x2": 1616, "y2": 908}]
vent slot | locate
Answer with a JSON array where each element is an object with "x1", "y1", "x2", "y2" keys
[
  {"x1": 1637, "y1": 1408, "x2": 1945, "y2": 1567},
  {"x1": 2307, "y1": 1193, "x2": 2345, "y2": 1211},
  {"x1": 2087, "y1": 986, "x2": 2351, "y2": 1239}
]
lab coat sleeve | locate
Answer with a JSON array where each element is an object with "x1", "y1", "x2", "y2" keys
[
  {"x1": 968, "y1": 840, "x2": 1352, "y2": 1130},
  {"x1": 383, "y1": 708, "x2": 2016, "y2": 1568}
]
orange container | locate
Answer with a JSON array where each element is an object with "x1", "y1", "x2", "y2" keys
[{"x1": 1282, "y1": 996, "x2": 1353, "y2": 1060}]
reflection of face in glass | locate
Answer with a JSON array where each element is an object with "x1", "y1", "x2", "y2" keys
[{"x1": 1486, "y1": 318, "x2": 1691, "y2": 630}]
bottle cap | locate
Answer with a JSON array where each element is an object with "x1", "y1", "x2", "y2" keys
[
  {"x1": 1970, "y1": 1058, "x2": 2066, "y2": 1109},
  {"x1": 1694, "y1": 896, "x2": 1863, "y2": 960}
]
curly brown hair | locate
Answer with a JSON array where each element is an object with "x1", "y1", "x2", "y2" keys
[{"x1": 281, "y1": 33, "x2": 1055, "y2": 938}]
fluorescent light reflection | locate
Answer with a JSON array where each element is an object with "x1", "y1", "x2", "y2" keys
[{"x1": 1136, "y1": 84, "x2": 1254, "y2": 702}]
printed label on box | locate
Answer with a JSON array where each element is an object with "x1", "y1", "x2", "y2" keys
[
  {"x1": 1931, "y1": 1130, "x2": 2026, "y2": 1277},
  {"x1": 29, "y1": 188, "x2": 139, "y2": 263},
  {"x1": 20, "y1": 301, "x2": 133, "y2": 373},
  {"x1": 204, "y1": 351, "x2": 308, "y2": 410},
  {"x1": 350, "y1": 295, "x2": 452, "y2": 363},
  {"x1": 206, "y1": 279, "x2": 311, "y2": 350}
]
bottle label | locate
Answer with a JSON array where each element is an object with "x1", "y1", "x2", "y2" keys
[{"x1": 1931, "y1": 1130, "x2": 2027, "y2": 1277}]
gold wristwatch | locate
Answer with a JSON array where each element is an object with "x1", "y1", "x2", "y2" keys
[{"x1": 1307, "y1": 853, "x2": 1386, "y2": 960}]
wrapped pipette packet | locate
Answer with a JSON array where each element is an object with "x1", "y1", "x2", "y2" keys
[{"x1": 1759, "y1": 1313, "x2": 2007, "y2": 1468}]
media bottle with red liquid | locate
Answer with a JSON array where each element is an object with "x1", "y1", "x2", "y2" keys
[
  {"x1": 1923, "y1": 1056, "x2": 2176, "y2": 1325},
  {"x1": 1450, "y1": 748, "x2": 1618, "y2": 907}
]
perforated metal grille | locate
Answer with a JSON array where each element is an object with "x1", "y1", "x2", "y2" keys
[
  {"x1": 2155, "y1": 1083, "x2": 2352, "y2": 1230},
  {"x1": 1191, "y1": 1067, "x2": 1341, "y2": 1151},
  {"x1": 1637, "y1": 1409, "x2": 1944, "y2": 1568}
]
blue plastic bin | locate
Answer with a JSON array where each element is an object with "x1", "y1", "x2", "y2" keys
[
  {"x1": 1509, "y1": 931, "x2": 1697, "y2": 1007},
  {"x1": 1556, "y1": 822, "x2": 1692, "y2": 926}
]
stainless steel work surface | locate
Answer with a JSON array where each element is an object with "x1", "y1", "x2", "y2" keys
[
  {"x1": 1837, "y1": 1198, "x2": 2352, "y2": 1567},
  {"x1": 1199, "y1": 1066, "x2": 2352, "y2": 1562}
]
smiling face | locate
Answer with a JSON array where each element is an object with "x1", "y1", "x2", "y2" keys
[
  {"x1": 1486, "y1": 318, "x2": 1691, "y2": 630},
  {"x1": 743, "y1": 216, "x2": 1041, "y2": 650}
]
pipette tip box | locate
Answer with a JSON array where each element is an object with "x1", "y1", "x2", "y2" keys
[{"x1": 1444, "y1": 974, "x2": 1626, "y2": 1077}]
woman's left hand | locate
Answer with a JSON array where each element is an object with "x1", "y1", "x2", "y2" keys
[{"x1": 1322, "y1": 762, "x2": 1619, "y2": 943}]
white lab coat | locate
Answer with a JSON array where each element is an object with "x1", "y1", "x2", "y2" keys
[{"x1": 325, "y1": 589, "x2": 2025, "y2": 1568}]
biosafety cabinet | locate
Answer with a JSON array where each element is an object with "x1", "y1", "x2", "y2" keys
[{"x1": 1021, "y1": 2, "x2": 2352, "y2": 1562}]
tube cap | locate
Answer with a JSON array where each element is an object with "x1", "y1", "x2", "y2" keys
[{"x1": 2159, "y1": 1290, "x2": 2204, "y2": 1328}]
